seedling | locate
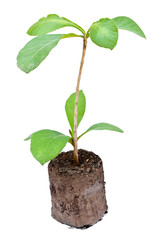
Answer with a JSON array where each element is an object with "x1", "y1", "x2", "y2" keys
[{"x1": 17, "y1": 14, "x2": 146, "y2": 165}]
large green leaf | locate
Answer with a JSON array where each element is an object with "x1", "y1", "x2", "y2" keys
[
  {"x1": 78, "y1": 122, "x2": 123, "y2": 139},
  {"x1": 27, "y1": 14, "x2": 86, "y2": 36},
  {"x1": 29, "y1": 129, "x2": 70, "y2": 165},
  {"x1": 112, "y1": 16, "x2": 146, "y2": 38},
  {"x1": 89, "y1": 18, "x2": 118, "y2": 50},
  {"x1": 17, "y1": 34, "x2": 62, "y2": 73},
  {"x1": 65, "y1": 90, "x2": 86, "y2": 133}
]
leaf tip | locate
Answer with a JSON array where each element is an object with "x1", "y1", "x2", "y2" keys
[
  {"x1": 24, "y1": 134, "x2": 33, "y2": 141},
  {"x1": 17, "y1": 61, "x2": 30, "y2": 74},
  {"x1": 39, "y1": 161, "x2": 45, "y2": 166},
  {"x1": 26, "y1": 29, "x2": 31, "y2": 36},
  {"x1": 24, "y1": 137, "x2": 30, "y2": 141},
  {"x1": 138, "y1": 30, "x2": 146, "y2": 39},
  {"x1": 26, "y1": 26, "x2": 34, "y2": 36},
  {"x1": 117, "y1": 127, "x2": 124, "y2": 133},
  {"x1": 142, "y1": 33, "x2": 147, "y2": 39},
  {"x1": 79, "y1": 89, "x2": 84, "y2": 95}
]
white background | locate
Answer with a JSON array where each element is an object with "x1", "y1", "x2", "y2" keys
[{"x1": 0, "y1": 0, "x2": 160, "y2": 239}]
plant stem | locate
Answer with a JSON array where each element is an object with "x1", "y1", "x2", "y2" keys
[{"x1": 73, "y1": 36, "x2": 87, "y2": 164}]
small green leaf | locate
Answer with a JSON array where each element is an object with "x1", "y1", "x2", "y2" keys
[
  {"x1": 17, "y1": 34, "x2": 62, "y2": 73},
  {"x1": 112, "y1": 16, "x2": 146, "y2": 38},
  {"x1": 30, "y1": 129, "x2": 70, "y2": 165},
  {"x1": 78, "y1": 122, "x2": 123, "y2": 140},
  {"x1": 89, "y1": 18, "x2": 118, "y2": 50},
  {"x1": 27, "y1": 14, "x2": 86, "y2": 36},
  {"x1": 65, "y1": 90, "x2": 86, "y2": 133}
]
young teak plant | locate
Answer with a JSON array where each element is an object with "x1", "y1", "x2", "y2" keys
[{"x1": 17, "y1": 14, "x2": 146, "y2": 165}]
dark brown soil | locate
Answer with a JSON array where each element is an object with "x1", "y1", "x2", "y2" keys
[{"x1": 48, "y1": 149, "x2": 108, "y2": 228}]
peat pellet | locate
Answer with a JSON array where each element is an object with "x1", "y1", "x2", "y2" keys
[{"x1": 48, "y1": 149, "x2": 108, "y2": 228}]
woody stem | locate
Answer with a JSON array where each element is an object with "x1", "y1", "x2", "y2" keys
[{"x1": 73, "y1": 36, "x2": 87, "y2": 164}]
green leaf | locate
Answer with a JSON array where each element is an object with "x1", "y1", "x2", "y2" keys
[
  {"x1": 89, "y1": 18, "x2": 118, "y2": 50},
  {"x1": 17, "y1": 34, "x2": 62, "y2": 73},
  {"x1": 65, "y1": 90, "x2": 86, "y2": 133},
  {"x1": 27, "y1": 14, "x2": 86, "y2": 36},
  {"x1": 30, "y1": 129, "x2": 70, "y2": 165},
  {"x1": 112, "y1": 16, "x2": 146, "y2": 38},
  {"x1": 78, "y1": 122, "x2": 123, "y2": 140}
]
